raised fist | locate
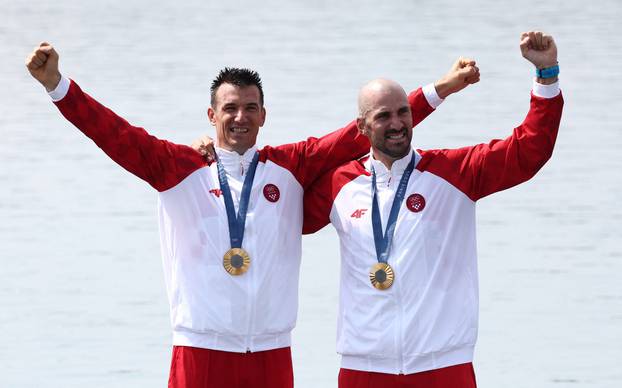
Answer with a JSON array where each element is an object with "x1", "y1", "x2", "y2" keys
[
  {"x1": 520, "y1": 31, "x2": 558, "y2": 69},
  {"x1": 435, "y1": 57, "x2": 480, "y2": 99},
  {"x1": 25, "y1": 42, "x2": 61, "y2": 91}
]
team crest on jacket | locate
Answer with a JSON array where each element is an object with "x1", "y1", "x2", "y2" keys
[
  {"x1": 406, "y1": 193, "x2": 426, "y2": 213},
  {"x1": 263, "y1": 184, "x2": 280, "y2": 202}
]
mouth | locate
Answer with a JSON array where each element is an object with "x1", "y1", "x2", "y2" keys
[
  {"x1": 230, "y1": 127, "x2": 249, "y2": 134},
  {"x1": 385, "y1": 129, "x2": 407, "y2": 140}
]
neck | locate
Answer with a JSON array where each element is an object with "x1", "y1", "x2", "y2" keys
[{"x1": 216, "y1": 142, "x2": 252, "y2": 156}]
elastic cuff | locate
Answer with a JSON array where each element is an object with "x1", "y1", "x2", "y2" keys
[
  {"x1": 532, "y1": 79, "x2": 560, "y2": 99},
  {"x1": 422, "y1": 83, "x2": 444, "y2": 109},
  {"x1": 48, "y1": 75, "x2": 70, "y2": 102}
]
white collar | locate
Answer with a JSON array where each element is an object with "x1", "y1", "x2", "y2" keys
[
  {"x1": 366, "y1": 147, "x2": 417, "y2": 179},
  {"x1": 215, "y1": 145, "x2": 259, "y2": 178}
]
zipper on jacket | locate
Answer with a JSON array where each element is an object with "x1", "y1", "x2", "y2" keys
[
  {"x1": 245, "y1": 249, "x2": 255, "y2": 352},
  {"x1": 394, "y1": 262, "x2": 405, "y2": 374}
]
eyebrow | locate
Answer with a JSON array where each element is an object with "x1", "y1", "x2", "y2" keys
[{"x1": 373, "y1": 110, "x2": 390, "y2": 119}]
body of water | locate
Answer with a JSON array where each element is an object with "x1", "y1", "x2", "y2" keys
[{"x1": 1, "y1": 0, "x2": 621, "y2": 387}]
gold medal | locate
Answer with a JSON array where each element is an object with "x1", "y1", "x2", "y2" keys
[
  {"x1": 369, "y1": 262, "x2": 394, "y2": 290},
  {"x1": 223, "y1": 248, "x2": 251, "y2": 275}
]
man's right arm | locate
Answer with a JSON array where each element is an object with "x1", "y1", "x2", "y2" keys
[{"x1": 26, "y1": 42, "x2": 206, "y2": 192}]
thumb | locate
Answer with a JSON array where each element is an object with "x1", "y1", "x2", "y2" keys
[{"x1": 519, "y1": 35, "x2": 531, "y2": 56}]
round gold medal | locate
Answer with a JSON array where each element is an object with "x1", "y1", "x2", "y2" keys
[
  {"x1": 223, "y1": 248, "x2": 251, "y2": 275},
  {"x1": 369, "y1": 262, "x2": 394, "y2": 290}
]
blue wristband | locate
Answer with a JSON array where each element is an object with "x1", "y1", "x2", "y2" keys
[{"x1": 535, "y1": 64, "x2": 559, "y2": 78}]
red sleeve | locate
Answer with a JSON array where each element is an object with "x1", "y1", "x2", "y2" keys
[
  {"x1": 416, "y1": 92, "x2": 564, "y2": 201},
  {"x1": 54, "y1": 80, "x2": 207, "y2": 192},
  {"x1": 260, "y1": 120, "x2": 368, "y2": 189},
  {"x1": 262, "y1": 87, "x2": 434, "y2": 189},
  {"x1": 409, "y1": 87, "x2": 436, "y2": 127},
  {"x1": 302, "y1": 158, "x2": 369, "y2": 235}
]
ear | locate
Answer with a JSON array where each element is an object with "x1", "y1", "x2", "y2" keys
[
  {"x1": 259, "y1": 106, "x2": 267, "y2": 127},
  {"x1": 356, "y1": 117, "x2": 367, "y2": 135},
  {"x1": 207, "y1": 107, "x2": 216, "y2": 126}
]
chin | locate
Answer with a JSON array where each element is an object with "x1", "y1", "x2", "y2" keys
[{"x1": 386, "y1": 146, "x2": 410, "y2": 159}]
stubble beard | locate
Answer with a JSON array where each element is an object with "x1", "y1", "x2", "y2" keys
[{"x1": 374, "y1": 127, "x2": 411, "y2": 161}]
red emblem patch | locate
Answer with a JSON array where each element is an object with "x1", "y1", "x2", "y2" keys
[
  {"x1": 263, "y1": 184, "x2": 280, "y2": 203},
  {"x1": 406, "y1": 194, "x2": 426, "y2": 213},
  {"x1": 209, "y1": 189, "x2": 222, "y2": 198}
]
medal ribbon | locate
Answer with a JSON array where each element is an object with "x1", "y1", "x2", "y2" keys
[
  {"x1": 371, "y1": 153, "x2": 416, "y2": 264},
  {"x1": 217, "y1": 151, "x2": 260, "y2": 249}
]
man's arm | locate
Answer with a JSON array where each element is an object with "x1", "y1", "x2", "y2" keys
[
  {"x1": 26, "y1": 42, "x2": 205, "y2": 192},
  {"x1": 192, "y1": 58, "x2": 480, "y2": 188},
  {"x1": 417, "y1": 31, "x2": 563, "y2": 201}
]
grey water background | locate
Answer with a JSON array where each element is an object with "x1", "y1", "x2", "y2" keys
[{"x1": 1, "y1": 0, "x2": 621, "y2": 387}]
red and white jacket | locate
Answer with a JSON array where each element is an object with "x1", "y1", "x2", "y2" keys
[
  {"x1": 303, "y1": 81, "x2": 564, "y2": 374},
  {"x1": 49, "y1": 76, "x2": 439, "y2": 353}
]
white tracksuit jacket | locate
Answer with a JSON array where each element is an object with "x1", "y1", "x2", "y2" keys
[{"x1": 303, "y1": 81, "x2": 564, "y2": 374}]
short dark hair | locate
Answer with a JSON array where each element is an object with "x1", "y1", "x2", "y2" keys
[{"x1": 210, "y1": 67, "x2": 264, "y2": 107}]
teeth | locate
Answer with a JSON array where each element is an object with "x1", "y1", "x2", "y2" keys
[
  {"x1": 388, "y1": 133, "x2": 405, "y2": 139},
  {"x1": 231, "y1": 127, "x2": 248, "y2": 133}
]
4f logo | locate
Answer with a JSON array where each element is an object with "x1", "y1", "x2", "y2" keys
[
  {"x1": 209, "y1": 189, "x2": 222, "y2": 198},
  {"x1": 351, "y1": 209, "x2": 368, "y2": 218}
]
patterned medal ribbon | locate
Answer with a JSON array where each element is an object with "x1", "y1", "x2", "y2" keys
[
  {"x1": 369, "y1": 152, "x2": 416, "y2": 289},
  {"x1": 217, "y1": 151, "x2": 259, "y2": 275}
]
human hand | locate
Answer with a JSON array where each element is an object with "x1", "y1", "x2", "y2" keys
[
  {"x1": 25, "y1": 42, "x2": 62, "y2": 92},
  {"x1": 434, "y1": 57, "x2": 480, "y2": 99},
  {"x1": 191, "y1": 134, "x2": 217, "y2": 163},
  {"x1": 520, "y1": 31, "x2": 557, "y2": 69}
]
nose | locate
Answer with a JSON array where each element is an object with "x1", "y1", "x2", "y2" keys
[
  {"x1": 390, "y1": 114, "x2": 403, "y2": 129},
  {"x1": 234, "y1": 108, "x2": 246, "y2": 122}
]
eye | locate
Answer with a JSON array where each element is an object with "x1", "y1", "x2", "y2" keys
[
  {"x1": 398, "y1": 107, "x2": 410, "y2": 116},
  {"x1": 246, "y1": 105, "x2": 259, "y2": 112},
  {"x1": 375, "y1": 112, "x2": 390, "y2": 121}
]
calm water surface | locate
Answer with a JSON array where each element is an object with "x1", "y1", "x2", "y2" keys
[{"x1": 1, "y1": 0, "x2": 621, "y2": 387}]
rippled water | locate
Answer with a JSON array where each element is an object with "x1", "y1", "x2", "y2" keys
[{"x1": 2, "y1": 0, "x2": 621, "y2": 387}]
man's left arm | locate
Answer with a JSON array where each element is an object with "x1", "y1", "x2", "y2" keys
[{"x1": 418, "y1": 31, "x2": 563, "y2": 201}]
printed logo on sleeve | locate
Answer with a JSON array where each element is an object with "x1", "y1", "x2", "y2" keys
[
  {"x1": 406, "y1": 194, "x2": 426, "y2": 213},
  {"x1": 263, "y1": 184, "x2": 280, "y2": 203}
]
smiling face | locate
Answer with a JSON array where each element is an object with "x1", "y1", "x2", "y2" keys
[
  {"x1": 357, "y1": 79, "x2": 413, "y2": 167},
  {"x1": 208, "y1": 83, "x2": 266, "y2": 154}
]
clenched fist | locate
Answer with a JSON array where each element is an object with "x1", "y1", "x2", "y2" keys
[
  {"x1": 25, "y1": 42, "x2": 61, "y2": 92},
  {"x1": 434, "y1": 57, "x2": 480, "y2": 99},
  {"x1": 520, "y1": 31, "x2": 558, "y2": 69}
]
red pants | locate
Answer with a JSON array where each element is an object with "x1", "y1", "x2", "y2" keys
[
  {"x1": 168, "y1": 346, "x2": 293, "y2": 388},
  {"x1": 339, "y1": 363, "x2": 477, "y2": 388}
]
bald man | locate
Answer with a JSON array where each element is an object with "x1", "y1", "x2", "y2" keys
[{"x1": 303, "y1": 31, "x2": 563, "y2": 387}]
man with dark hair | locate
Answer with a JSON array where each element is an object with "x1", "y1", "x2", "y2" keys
[
  {"x1": 210, "y1": 67, "x2": 264, "y2": 106},
  {"x1": 26, "y1": 41, "x2": 477, "y2": 388},
  {"x1": 303, "y1": 31, "x2": 563, "y2": 388}
]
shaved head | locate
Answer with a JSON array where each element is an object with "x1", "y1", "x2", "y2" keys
[
  {"x1": 356, "y1": 78, "x2": 413, "y2": 167},
  {"x1": 358, "y1": 78, "x2": 408, "y2": 118}
]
